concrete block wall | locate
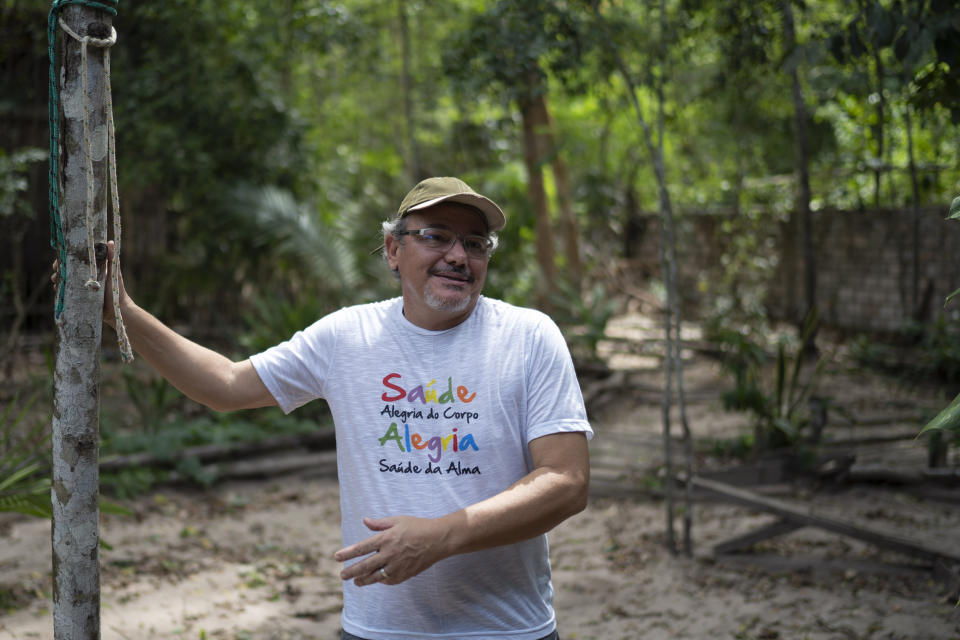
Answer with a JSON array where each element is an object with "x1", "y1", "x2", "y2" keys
[
  {"x1": 628, "y1": 206, "x2": 960, "y2": 333},
  {"x1": 771, "y1": 207, "x2": 960, "y2": 332}
]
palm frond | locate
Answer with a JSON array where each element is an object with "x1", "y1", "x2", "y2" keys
[
  {"x1": 0, "y1": 492, "x2": 51, "y2": 518},
  {"x1": 228, "y1": 184, "x2": 362, "y2": 295},
  {"x1": 0, "y1": 395, "x2": 52, "y2": 519}
]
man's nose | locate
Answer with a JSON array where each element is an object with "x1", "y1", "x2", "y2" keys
[{"x1": 443, "y1": 237, "x2": 469, "y2": 263}]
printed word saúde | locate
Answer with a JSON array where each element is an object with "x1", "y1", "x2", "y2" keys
[{"x1": 381, "y1": 373, "x2": 476, "y2": 404}]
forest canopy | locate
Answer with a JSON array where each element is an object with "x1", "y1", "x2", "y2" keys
[{"x1": 2, "y1": 0, "x2": 960, "y2": 347}]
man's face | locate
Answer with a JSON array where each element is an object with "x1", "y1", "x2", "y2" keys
[{"x1": 385, "y1": 203, "x2": 490, "y2": 331}]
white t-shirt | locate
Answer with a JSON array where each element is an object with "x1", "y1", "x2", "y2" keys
[{"x1": 250, "y1": 296, "x2": 593, "y2": 640}]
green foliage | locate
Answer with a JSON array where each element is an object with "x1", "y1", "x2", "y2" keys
[
  {"x1": 947, "y1": 289, "x2": 960, "y2": 309},
  {"x1": 106, "y1": 0, "x2": 356, "y2": 324},
  {"x1": 0, "y1": 394, "x2": 51, "y2": 519},
  {"x1": 122, "y1": 371, "x2": 178, "y2": 435},
  {"x1": 105, "y1": 408, "x2": 319, "y2": 459},
  {"x1": 101, "y1": 374, "x2": 325, "y2": 496},
  {"x1": 443, "y1": 0, "x2": 591, "y2": 103},
  {"x1": 946, "y1": 197, "x2": 960, "y2": 308},
  {"x1": 0, "y1": 460, "x2": 49, "y2": 518},
  {"x1": 852, "y1": 314, "x2": 960, "y2": 386},
  {"x1": 919, "y1": 392, "x2": 960, "y2": 437},
  {"x1": 916, "y1": 198, "x2": 960, "y2": 441},
  {"x1": 704, "y1": 433, "x2": 755, "y2": 461},
  {"x1": 0, "y1": 148, "x2": 45, "y2": 219},
  {"x1": 709, "y1": 322, "x2": 768, "y2": 411},
  {"x1": 7, "y1": 0, "x2": 960, "y2": 465},
  {"x1": 239, "y1": 293, "x2": 330, "y2": 356},
  {"x1": 100, "y1": 467, "x2": 160, "y2": 502},
  {"x1": 11, "y1": 0, "x2": 959, "y2": 335},
  {"x1": 222, "y1": 183, "x2": 365, "y2": 307},
  {"x1": 922, "y1": 315, "x2": 960, "y2": 383},
  {"x1": 550, "y1": 279, "x2": 619, "y2": 364},
  {"x1": 711, "y1": 312, "x2": 824, "y2": 453},
  {"x1": 114, "y1": 0, "x2": 317, "y2": 194}
]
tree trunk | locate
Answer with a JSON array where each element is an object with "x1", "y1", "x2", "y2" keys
[
  {"x1": 528, "y1": 95, "x2": 582, "y2": 290},
  {"x1": 656, "y1": 0, "x2": 692, "y2": 556},
  {"x1": 782, "y1": 0, "x2": 817, "y2": 353},
  {"x1": 51, "y1": 6, "x2": 110, "y2": 638},
  {"x1": 519, "y1": 75, "x2": 556, "y2": 309},
  {"x1": 551, "y1": 147, "x2": 582, "y2": 291}
]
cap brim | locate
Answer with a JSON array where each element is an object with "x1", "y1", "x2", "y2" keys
[{"x1": 406, "y1": 193, "x2": 506, "y2": 232}]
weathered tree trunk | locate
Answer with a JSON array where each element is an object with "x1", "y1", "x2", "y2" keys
[
  {"x1": 518, "y1": 72, "x2": 556, "y2": 309},
  {"x1": 51, "y1": 6, "x2": 110, "y2": 638},
  {"x1": 782, "y1": 0, "x2": 817, "y2": 353}
]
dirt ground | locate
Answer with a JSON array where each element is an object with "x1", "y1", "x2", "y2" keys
[{"x1": 1, "y1": 313, "x2": 959, "y2": 639}]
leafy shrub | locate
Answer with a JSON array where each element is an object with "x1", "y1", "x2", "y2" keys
[
  {"x1": 550, "y1": 280, "x2": 619, "y2": 364},
  {"x1": 850, "y1": 313, "x2": 960, "y2": 385},
  {"x1": 710, "y1": 313, "x2": 824, "y2": 454},
  {"x1": 102, "y1": 373, "x2": 327, "y2": 496}
]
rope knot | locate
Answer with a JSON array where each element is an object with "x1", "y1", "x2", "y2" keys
[{"x1": 57, "y1": 18, "x2": 117, "y2": 49}]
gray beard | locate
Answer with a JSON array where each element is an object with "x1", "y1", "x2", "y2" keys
[{"x1": 424, "y1": 287, "x2": 473, "y2": 314}]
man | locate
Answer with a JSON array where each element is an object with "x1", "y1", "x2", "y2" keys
[{"x1": 95, "y1": 177, "x2": 592, "y2": 640}]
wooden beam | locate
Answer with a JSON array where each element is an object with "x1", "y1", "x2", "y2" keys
[
  {"x1": 713, "y1": 518, "x2": 803, "y2": 555},
  {"x1": 691, "y1": 475, "x2": 960, "y2": 565}
]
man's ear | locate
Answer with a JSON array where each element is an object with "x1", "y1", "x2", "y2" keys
[{"x1": 384, "y1": 234, "x2": 402, "y2": 271}]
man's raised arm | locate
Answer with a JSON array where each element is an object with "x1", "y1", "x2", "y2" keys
[{"x1": 100, "y1": 241, "x2": 276, "y2": 413}]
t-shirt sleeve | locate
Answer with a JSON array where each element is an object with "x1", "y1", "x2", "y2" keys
[
  {"x1": 249, "y1": 314, "x2": 337, "y2": 414},
  {"x1": 524, "y1": 315, "x2": 593, "y2": 443}
]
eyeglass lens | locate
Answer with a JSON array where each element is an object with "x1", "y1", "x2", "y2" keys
[{"x1": 414, "y1": 228, "x2": 490, "y2": 257}]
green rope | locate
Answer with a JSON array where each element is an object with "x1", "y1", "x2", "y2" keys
[{"x1": 47, "y1": 0, "x2": 119, "y2": 318}]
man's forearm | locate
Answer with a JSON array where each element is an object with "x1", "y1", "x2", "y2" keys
[
  {"x1": 438, "y1": 453, "x2": 589, "y2": 557},
  {"x1": 335, "y1": 432, "x2": 589, "y2": 586},
  {"x1": 118, "y1": 301, "x2": 274, "y2": 412}
]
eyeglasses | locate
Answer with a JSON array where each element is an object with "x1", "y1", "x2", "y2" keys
[{"x1": 396, "y1": 228, "x2": 494, "y2": 259}]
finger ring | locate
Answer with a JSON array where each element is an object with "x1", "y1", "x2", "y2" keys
[{"x1": 379, "y1": 567, "x2": 389, "y2": 580}]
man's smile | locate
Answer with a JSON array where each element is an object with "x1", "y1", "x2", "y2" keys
[{"x1": 430, "y1": 267, "x2": 474, "y2": 284}]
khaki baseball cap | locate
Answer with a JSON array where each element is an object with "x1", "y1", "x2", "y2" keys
[{"x1": 395, "y1": 177, "x2": 506, "y2": 232}]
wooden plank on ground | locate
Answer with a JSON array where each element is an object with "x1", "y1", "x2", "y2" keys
[
  {"x1": 691, "y1": 475, "x2": 960, "y2": 565},
  {"x1": 100, "y1": 430, "x2": 336, "y2": 471},
  {"x1": 713, "y1": 518, "x2": 803, "y2": 555}
]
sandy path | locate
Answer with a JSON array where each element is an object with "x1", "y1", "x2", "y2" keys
[
  {"x1": 1, "y1": 471, "x2": 958, "y2": 640},
  {"x1": 3, "y1": 317, "x2": 958, "y2": 639}
]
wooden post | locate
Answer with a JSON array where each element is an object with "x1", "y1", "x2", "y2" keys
[{"x1": 51, "y1": 5, "x2": 111, "y2": 638}]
